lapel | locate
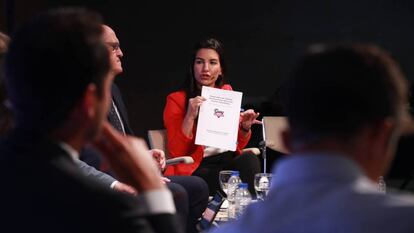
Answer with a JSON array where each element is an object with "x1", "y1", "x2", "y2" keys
[{"x1": 111, "y1": 84, "x2": 134, "y2": 135}]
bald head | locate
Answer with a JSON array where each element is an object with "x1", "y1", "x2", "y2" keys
[{"x1": 102, "y1": 25, "x2": 123, "y2": 75}]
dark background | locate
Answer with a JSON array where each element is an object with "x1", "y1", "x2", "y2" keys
[
  {"x1": 2, "y1": 0, "x2": 414, "y2": 185},
  {"x1": 2, "y1": 0, "x2": 414, "y2": 139}
]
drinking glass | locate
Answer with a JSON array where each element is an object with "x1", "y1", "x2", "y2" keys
[
  {"x1": 219, "y1": 170, "x2": 235, "y2": 196},
  {"x1": 254, "y1": 173, "x2": 273, "y2": 201}
]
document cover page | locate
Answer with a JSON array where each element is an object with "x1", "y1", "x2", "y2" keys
[{"x1": 195, "y1": 86, "x2": 242, "y2": 151}]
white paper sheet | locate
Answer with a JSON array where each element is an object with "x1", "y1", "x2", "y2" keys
[{"x1": 195, "y1": 86, "x2": 242, "y2": 151}]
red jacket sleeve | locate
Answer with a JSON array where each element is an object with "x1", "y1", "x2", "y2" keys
[{"x1": 163, "y1": 91, "x2": 198, "y2": 158}]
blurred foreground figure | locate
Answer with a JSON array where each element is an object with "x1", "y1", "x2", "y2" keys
[
  {"x1": 211, "y1": 44, "x2": 414, "y2": 233},
  {"x1": 0, "y1": 7, "x2": 182, "y2": 233}
]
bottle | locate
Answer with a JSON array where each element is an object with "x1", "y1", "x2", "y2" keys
[
  {"x1": 378, "y1": 176, "x2": 386, "y2": 193},
  {"x1": 227, "y1": 171, "x2": 241, "y2": 220},
  {"x1": 235, "y1": 183, "x2": 252, "y2": 219}
]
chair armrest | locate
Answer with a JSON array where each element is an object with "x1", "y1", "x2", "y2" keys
[
  {"x1": 166, "y1": 156, "x2": 194, "y2": 166},
  {"x1": 241, "y1": 147, "x2": 261, "y2": 156}
]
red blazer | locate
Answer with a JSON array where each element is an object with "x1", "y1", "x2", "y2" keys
[{"x1": 163, "y1": 84, "x2": 251, "y2": 176}]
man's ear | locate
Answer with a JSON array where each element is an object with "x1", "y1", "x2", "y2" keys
[
  {"x1": 360, "y1": 118, "x2": 399, "y2": 180},
  {"x1": 368, "y1": 119, "x2": 398, "y2": 157},
  {"x1": 281, "y1": 128, "x2": 292, "y2": 154},
  {"x1": 81, "y1": 83, "x2": 99, "y2": 119}
]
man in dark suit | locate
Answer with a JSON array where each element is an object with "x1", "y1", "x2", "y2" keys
[
  {"x1": 79, "y1": 24, "x2": 209, "y2": 233},
  {"x1": 0, "y1": 8, "x2": 182, "y2": 233},
  {"x1": 109, "y1": 83, "x2": 209, "y2": 233}
]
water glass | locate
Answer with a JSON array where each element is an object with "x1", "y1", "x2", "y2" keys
[
  {"x1": 254, "y1": 173, "x2": 273, "y2": 201},
  {"x1": 219, "y1": 170, "x2": 235, "y2": 196}
]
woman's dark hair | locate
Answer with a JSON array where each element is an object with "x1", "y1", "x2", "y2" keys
[{"x1": 183, "y1": 38, "x2": 227, "y2": 100}]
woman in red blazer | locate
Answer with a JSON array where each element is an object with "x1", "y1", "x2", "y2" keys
[{"x1": 163, "y1": 38, "x2": 260, "y2": 195}]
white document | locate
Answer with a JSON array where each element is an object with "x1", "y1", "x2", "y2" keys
[{"x1": 195, "y1": 86, "x2": 242, "y2": 151}]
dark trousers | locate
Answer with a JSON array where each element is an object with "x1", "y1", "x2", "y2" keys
[
  {"x1": 165, "y1": 181, "x2": 188, "y2": 233},
  {"x1": 167, "y1": 176, "x2": 209, "y2": 233},
  {"x1": 192, "y1": 151, "x2": 260, "y2": 196}
]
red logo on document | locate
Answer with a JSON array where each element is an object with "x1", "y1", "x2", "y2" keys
[{"x1": 214, "y1": 108, "x2": 224, "y2": 118}]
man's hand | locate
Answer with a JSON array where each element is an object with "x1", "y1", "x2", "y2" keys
[
  {"x1": 113, "y1": 181, "x2": 138, "y2": 196},
  {"x1": 93, "y1": 122, "x2": 164, "y2": 192},
  {"x1": 149, "y1": 149, "x2": 166, "y2": 171},
  {"x1": 160, "y1": 176, "x2": 171, "y2": 184}
]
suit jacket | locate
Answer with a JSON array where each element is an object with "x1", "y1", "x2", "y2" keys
[
  {"x1": 76, "y1": 158, "x2": 116, "y2": 187},
  {"x1": 0, "y1": 128, "x2": 182, "y2": 233},
  {"x1": 79, "y1": 84, "x2": 133, "y2": 173}
]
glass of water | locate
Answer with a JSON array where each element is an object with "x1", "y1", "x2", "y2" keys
[
  {"x1": 254, "y1": 173, "x2": 273, "y2": 201},
  {"x1": 219, "y1": 170, "x2": 235, "y2": 196}
]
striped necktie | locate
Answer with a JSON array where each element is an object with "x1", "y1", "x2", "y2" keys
[{"x1": 108, "y1": 99, "x2": 125, "y2": 134}]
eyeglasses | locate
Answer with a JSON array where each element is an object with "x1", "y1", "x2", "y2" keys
[{"x1": 105, "y1": 42, "x2": 121, "y2": 52}]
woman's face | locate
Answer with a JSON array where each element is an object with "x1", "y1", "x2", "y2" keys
[{"x1": 193, "y1": 48, "x2": 222, "y2": 88}]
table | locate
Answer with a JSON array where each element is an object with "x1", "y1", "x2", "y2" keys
[{"x1": 214, "y1": 200, "x2": 229, "y2": 223}]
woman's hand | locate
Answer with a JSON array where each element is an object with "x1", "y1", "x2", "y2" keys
[
  {"x1": 185, "y1": 96, "x2": 206, "y2": 120},
  {"x1": 240, "y1": 109, "x2": 261, "y2": 134},
  {"x1": 182, "y1": 96, "x2": 206, "y2": 137}
]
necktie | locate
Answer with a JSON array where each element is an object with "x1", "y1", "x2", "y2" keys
[{"x1": 108, "y1": 99, "x2": 125, "y2": 134}]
